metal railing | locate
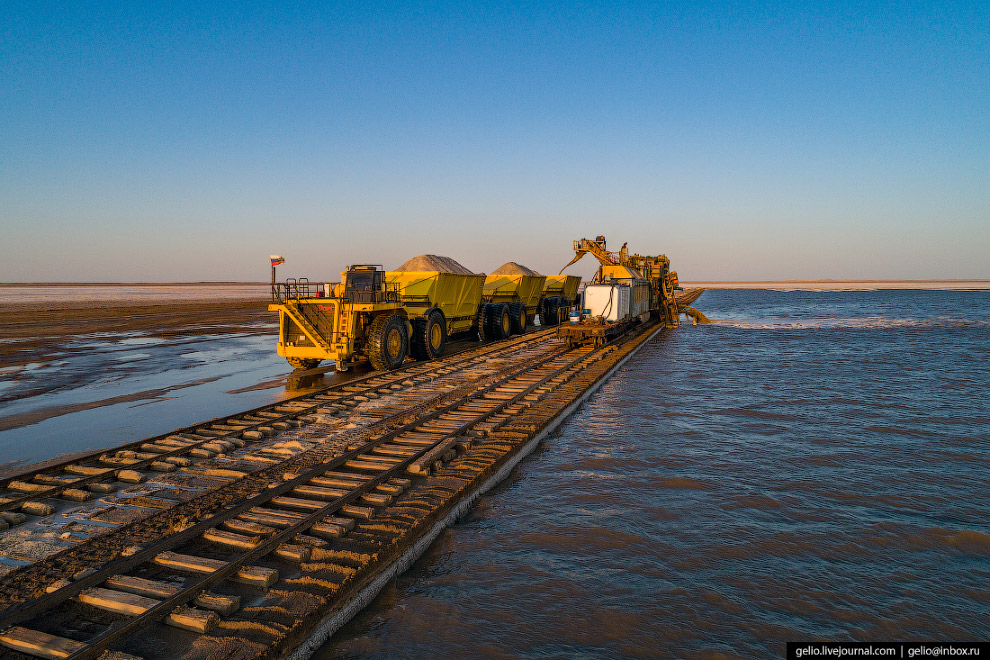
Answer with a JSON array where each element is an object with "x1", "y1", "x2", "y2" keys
[
  {"x1": 344, "y1": 286, "x2": 400, "y2": 304},
  {"x1": 272, "y1": 278, "x2": 402, "y2": 306},
  {"x1": 273, "y1": 278, "x2": 313, "y2": 304},
  {"x1": 272, "y1": 278, "x2": 347, "y2": 304}
]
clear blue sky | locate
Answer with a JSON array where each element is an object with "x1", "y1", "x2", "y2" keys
[{"x1": 2, "y1": 1, "x2": 987, "y2": 282}]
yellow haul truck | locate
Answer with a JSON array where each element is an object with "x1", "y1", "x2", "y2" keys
[
  {"x1": 481, "y1": 263, "x2": 547, "y2": 336},
  {"x1": 271, "y1": 261, "x2": 533, "y2": 372},
  {"x1": 539, "y1": 274, "x2": 581, "y2": 325}
]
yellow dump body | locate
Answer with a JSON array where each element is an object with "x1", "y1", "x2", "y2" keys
[
  {"x1": 543, "y1": 275, "x2": 581, "y2": 303},
  {"x1": 385, "y1": 271, "x2": 485, "y2": 334},
  {"x1": 482, "y1": 274, "x2": 547, "y2": 314}
]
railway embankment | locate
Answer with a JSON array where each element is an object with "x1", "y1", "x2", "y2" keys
[{"x1": 0, "y1": 305, "x2": 684, "y2": 660}]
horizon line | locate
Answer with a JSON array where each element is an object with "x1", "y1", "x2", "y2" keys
[{"x1": 2, "y1": 278, "x2": 990, "y2": 287}]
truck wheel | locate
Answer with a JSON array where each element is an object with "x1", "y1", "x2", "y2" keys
[
  {"x1": 367, "y1": 314, "x2": 408, "y2": 371},
  {"x1": 287, "y1": 357, "x2": 321, "y2": 370},
  {"x1": 475, "y1": 305, "x2": 489, "y2": 342},
  {"x1": 482, "y1": 303, "x2": 497, "y2": 339},
  {"x1": 421, "y1": 309, "x2": 446, "y2": 359},
  {"x1": 488, "y1": 303, "x2": 511, "y2": 340},
  {"x1": 509, "y1": 302, "x2": 528, "y2": 334},
  {"x1": 410, "y1": 318, "x2": 427, "y2": 360},
  {"x1": 542, "y1": 298, "x2": 558, "y2": 326}
]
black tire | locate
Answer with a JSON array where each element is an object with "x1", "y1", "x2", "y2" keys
[
  {"x1": 542, "y1": 298, "x2": 558, "y2": 326},
  {"x1": 367, "y1": 314, "x2": 408, "y2": 371},
  {"x1": 509, "y1": 302, "x2": 528, "y2": 334},
  {"x1": 410, "y1": 317, "x2": 428, "y2": 360},
  {"x1": 475, "y1": 304, "x2": 489, "y2": 341},
  {"x1": 487, "y1": 303, "x2": 511, "y2": 340},
  {"x1": 286, "y1": 357, "x2": 321, "y2": 370},
  {"x1": 417, "y1": 309, "x2": 446, "y2": 359},
  {"x1": 482, "y1": 303, "x2": 497, "y2": 338},
  {"x1": 411, "y1": 308, "x2": 447, "y2": 360}
]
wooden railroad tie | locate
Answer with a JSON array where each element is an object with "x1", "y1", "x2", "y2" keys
[
  {"x1": 407, "y1": 437, "x2": 460, "y2": 474},
  {"x1": 76, "y1": 587, "x2": 219, "y2": 633},
  {"x1": 153, "y1": 551, "x2": 278, "y2": 588}
]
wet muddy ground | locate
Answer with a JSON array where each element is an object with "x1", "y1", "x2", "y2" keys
[
  {"x1": 0, "y1": 286, "x2": 342, "y2": 476},
  {"x1": 0, "y1": 285, "x2": 488, "y2": 477}
]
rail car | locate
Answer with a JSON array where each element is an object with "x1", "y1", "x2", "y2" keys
[{"x1": 557, "y1": 265, "x2": 652, "y2": 348}]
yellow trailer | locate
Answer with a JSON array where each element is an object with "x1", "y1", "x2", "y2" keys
[
  {"x1": 540, "y1": 274, "x2": 581, "y2": 325},
  {"x1": 482, "y1": 262, "x2": 546, "y2": 336},
  {"x1": 385, "y1": 270, "x2": 485, "y2": 358}
]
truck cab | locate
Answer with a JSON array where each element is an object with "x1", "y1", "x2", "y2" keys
[
  {"x1": 270, "y1": 264, "x2": 407, "y2": 372},
  {"x1": 342, "y1": 265, "x2": 388, "y2": 303}
]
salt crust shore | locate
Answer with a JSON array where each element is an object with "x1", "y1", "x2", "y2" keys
[
  {"x1": 0, "y1": 284, "x2": 269, "y2": 305},
  {"x1": 0, "y1": 298, "x2": 271, "y2": 369}
]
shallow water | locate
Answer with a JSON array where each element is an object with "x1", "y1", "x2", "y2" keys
[
  {"x1": 0, "y1": 327, "x2": 344, "y2": 474},
  {"x1": 317, "y1": 289, "x2": 990, "y2": 659}
]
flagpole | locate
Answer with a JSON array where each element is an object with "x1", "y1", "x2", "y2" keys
[
  {"x1": 271, "y1": 262, "x2": 277, "y2": 302},
  {"x1": 269, "y1": 255, "x2": 284, "y2": 302}
]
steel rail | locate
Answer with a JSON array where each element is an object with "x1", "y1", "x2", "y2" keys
[
  {"x1": 0, "y1": 334, "x2": 577, "y2": 636},
  {"x1": 64, "y1": 340, "x2": 599, "y2": 660},
  {"x1": 0, "y1": 329, "x2": 557, "y2": 511},
  {"x1": 0, "y1": 327, "x2": 548, "y2": 492}
]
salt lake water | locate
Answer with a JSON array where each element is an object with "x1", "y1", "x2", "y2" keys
[{"x1": 316, "y1": 288, "x2": 990, "y2": 659}]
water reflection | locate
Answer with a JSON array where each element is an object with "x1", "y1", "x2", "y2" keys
[{"x1": 286, "y1": 371, "x2": 329, "y2": 392}]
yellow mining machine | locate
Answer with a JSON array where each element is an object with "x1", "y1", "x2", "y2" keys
[
  {"x1": 269, "y1": 256, "x2": 553, "y2": 373},
  {"x1": 270, "y1": 264, "x2": 487, "y2": 372},
  {"x1": 559, "y1": 235, "x2": 682, "y2": 327}
]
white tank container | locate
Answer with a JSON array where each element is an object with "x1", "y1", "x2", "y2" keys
[
  {"x1": 584, "y1": 284, "x2": 630, "y2": 322},
  {"x1": 584, "y1": 281, "x2": 652, "y2": 322}
]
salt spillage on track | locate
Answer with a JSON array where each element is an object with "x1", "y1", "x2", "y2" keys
[
  {"x1": 0, "y1": 329, "x2": 554, "y2": 567},
  {"x1": 0, "y1": 321, "x2": 665, "y2": 660}
]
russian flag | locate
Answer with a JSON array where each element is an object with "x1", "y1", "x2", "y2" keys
[{"x1": 270, "y1": 255, "x2": 285, "y2": 266}]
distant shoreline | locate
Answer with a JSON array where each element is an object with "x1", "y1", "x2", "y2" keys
[
  {"x1": 0, "y1": 282, "x2": 270, "y2": 287},
  {"x1": 681, "y1": 280, "x2": 990, "y2": 290},
  {"x1": 2, "y1": 279, "x2": 987, "y2": 285},
  {"x1": 1, "y1": 280, "x2": 988, "y2": 292}
]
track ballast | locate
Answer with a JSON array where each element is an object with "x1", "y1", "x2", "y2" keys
[{"x1": 0, "y1": 321, "x2": 665, "y2": 660}]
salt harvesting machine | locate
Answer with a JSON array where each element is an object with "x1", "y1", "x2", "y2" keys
[
  {"x1": 269, "y1": 256, "x2": 580, "y2": 372},
  {"x1": 556, "y1": 236, "x2": 707, "y2": 348}
]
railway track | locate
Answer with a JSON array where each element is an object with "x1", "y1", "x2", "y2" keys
[
  {"x1": 0, "y1": 329, "x2": 557, "y2": 526},
  {"x1": 0, "y1": 319, "x2": 666, "y2": 660}
]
